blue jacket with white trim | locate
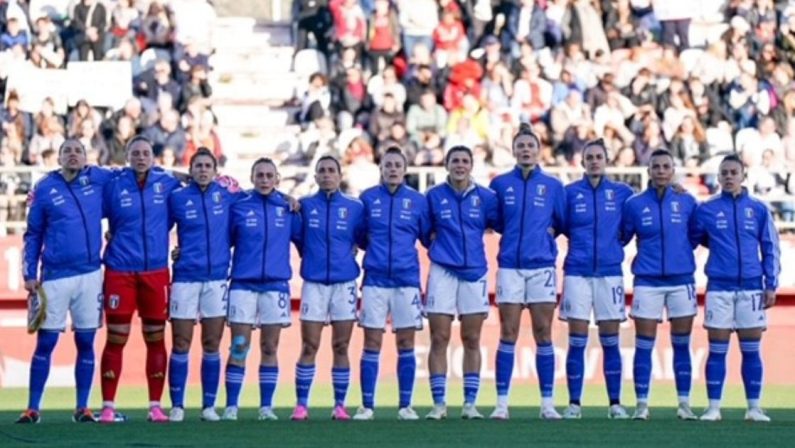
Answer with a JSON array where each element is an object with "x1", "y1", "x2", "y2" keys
[
  {"x1": 692, "y1": 189, "x2": 780, "y2": 292},
  {"x1": 24, "y1": 166, "x2": 116, "y2": 281},
  {"x1": 563, "y1": 177, "x2": 634, "y2": 277},
  {"x1": 621, "y1": 186, "x2": 698, "y2": 286},
  {"x1": 229, "y1": 190, "x2": 301, "y2": 293},
  {"x1": 296, "y1": 190, "x2": 365, "y2": 285},
  {"x1": 489, "y1": 166, "x2": 566, "y2": 270},
  {"x1": 169, "y1": 180, "x2": 242, "y2": 283},
  {"x1": 103, "y1": 168, "x2": 181, "y2": 272},
  {"x1": 360, "y1": 183, "x2": 432, "y2": 288},
  {"x1": 426, "y1": 181, "x2": 499, "y2": 281}
]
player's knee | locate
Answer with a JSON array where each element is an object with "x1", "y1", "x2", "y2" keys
[
  {"x1": 107, "y1": 331, "x2": 129, "y2": 345},
  {"x1": 332, "y1": 339, "x2": 349, "y2": 358},
  {"x1": 260, "y1": 343, "x2": 278, "y2": 360},
  {"x1": 143, "y1": 330, "x2": 165, "y2": 343},
  {"x1": 229, "y1": 335, "x2": 250, "y2": 363},
  {"x1": 532, "y1": 325, "x2": 552, "y2": 344},
  {"x1": 396, "y1": 336, "x2": 414, "y2": 351},
  {"x1": 461, "y1": 333, "x2": 481, "y2": 351},
  {"x1": 430, "y1": 331, "x2": 450, "y2": 348},
  {"x1": 173, "y1": 334, "x2": 191, "y2": 353},
  {"x1": 202, "y1": 338, "x2": 221, "y2": 354}
]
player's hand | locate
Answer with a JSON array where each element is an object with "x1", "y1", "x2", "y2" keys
[
  {"x1": 216, "y1": 175, "x2": 241, "y2": 193},
  {"x1": 671, "y1": 182, "x2": 686, "y2": 194},
  {"x1": 547, "y1": 227, "x2": 555, "y2": 237},
  {"x1": 764, "y1": 290, "x2": 776, "y2": 309},
  {"x1": 104, "y1": 231, "x2": 112, "y2": 242},
  {"x1": 284, "y1": 194, "x2": 301, "y2": 212},
  {"x1": 24, "y1": 279, "x2": 38, "y2": 293},
  {"x1": 171, "y1": 246, "x2": 181, "y2": 261}
]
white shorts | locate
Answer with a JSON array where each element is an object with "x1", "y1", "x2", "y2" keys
[
  {"x1": 228, "y1": 289, "x2": 292, "y2": 327},
  {"x1": 704, "y1": 290, "x2": 767, "y2": 330},
  {"x1": 631, "y1": 284, "x2": 698, "y2": 321},
  {"x1": 170, "y1": 280, "x2": 228, "y2": 321},
  {"x1": 300, "y1": 281, "x2": 358, "y2": 323},
  {"x1": 40, "y1": 269, "x2": 103, "y2": 331},
  {"x1": 560, "y1": 276, "x2": 626, "y2": 322},
  {"x1": 360, "y1": 286, "x2": 423, "y2": 331},
  {"x1": 496, "y1": 267, "x2": 558, "y2": 306},
  {"x1": 425, "y1": 263, "x2": 489, "y2": 317}
]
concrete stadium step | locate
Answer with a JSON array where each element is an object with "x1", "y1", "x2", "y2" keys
[
  {"x1": 213, "y1": 104, "x2": 296, "y2": 129},
  {"x1": 212, "y1": 73, "x2": 300, "y2": 104}
]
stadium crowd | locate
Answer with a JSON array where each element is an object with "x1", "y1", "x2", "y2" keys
[
  {"x1": 288, "y1": 0, "x2": 795, "y2": 219},
  {"x1": 0, "y1": 0, "x2": 219, "y2": 230}
]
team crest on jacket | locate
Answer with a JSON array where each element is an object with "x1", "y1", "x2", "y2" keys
[
  {"x1": 671, "y1": 201, "x2": 680, "y2": 213},
  {"x1": 536, "y1": 185, "x2": 546, "y2": 196},
  {"x1": 402, "y1": 198, "x2": 412, "y2": 209},
  {"x1": 471, "y1": 196, "x2": 480, "y2": 207},
  {"x1": 153, "y1": 182, "x2": 163, "y2": 194},
  {"x1": 605, "y1": 189, "x2": 614, "y2": 200},
  {"x1": 79, "y1": 176, "x2": 89, "y2": 186},
  {"x1": 212, "y1": 191, "x2": 222, "y2": 203},
  {"x1": 276, "y1": 207, "x2": 285, "y2": 217},
  {"x1": 338, "y1": 207, "x2": 348, "y2": 219},
  {"x1": 745, "y1": 207, "x2": 754, "y2": 219}
]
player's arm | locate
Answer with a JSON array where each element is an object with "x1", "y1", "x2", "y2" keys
[
  {"x1": 759, "y1": 206, "x2": 780, "y2": 308},
  {"x1": 290, "y1": 206, "x2": 304, "y2": 255},
  {"x1": 487, "y1": 180, "x2": 504, "y2": 234},
  {"x1": 22, "y1": 186, "x2": 46, "y2": 292},
  {"x1": 690, "y1": 205, "x2": 708, "y2": 249},
  {"x1": 485, "y1": 190, "x2": 500, "y2": 233},
  {"x1": 551, "y1": 183, "x2": 567, "y2": 237},
  {"x1": 620, "y1": 200, "x2": 636, "y2": 246},
  {"x1": 353, "y1": 205, "x2": 367, "y2": 252},
  {"x1": 418, "y1": 197, "x2": 433, "y2": 249}
]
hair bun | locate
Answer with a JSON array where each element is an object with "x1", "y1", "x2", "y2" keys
[{"x1": 518, "y1": 122, "x2": 532, "y2": 133}]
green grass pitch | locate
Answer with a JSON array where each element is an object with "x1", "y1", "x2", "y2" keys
[{"x1": 0, "y1": 383, "x2": 793, "y2": 447}]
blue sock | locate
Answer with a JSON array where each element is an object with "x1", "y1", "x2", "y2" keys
[
  {"x1": 495, "y1": 340, "x2": 515, "y2": 401},
  {"x1": 599, "y1": 333, "x2": 622, "y2": 405},
  {"x1": 740, "y1": 338, "x2": 763, "y2": 405},
  {"x1": 566, "y1": 333, "x2": 588, "y2": 405},
  {"x1": 201, "y1": 352, "x2": 221, "y2": 409},
  {"x1": 397, "y1": 349, "x2": 416, "y2": 408},
  {"x1": 360, "y1": 349, "x2": 380, "y2": 409},
  {"x1": 295, "y1": 363, "x2": 315, "y2": 407},
  {"x1": 536, "y1": 342, "x2": 555, "y2": 399},
  {"x1": 224, "y1": 364, "x2": 245, "y2": 408},
  {"x1": 430, "y1": 374, "x2": 446, "y2": 405},
  {"x1": 463, "y1": 372, "x2": 479, "y2": 405},
  {"x1": 705, "y1": 340, "x2": 729, "y2": 402},
  {"x1": 28, "y1": 330, "x2": 59, "y2": 411},
  {"x1": 74, "y1": 330, "x2": 95, "y2": 410},
  {"x1": 259, "y1": 365, "x2": 278, "y2": 408},
  {"x1": 168, "y1": 351, "x2": 189, "y2": 408},
  {"x1": 633, "y1": 335, "x2": 655, "y2": 402},
  {"x1": 331, "y1": 367, "x2": 350, "y2": 407},
  {"x1": 671, "y1": 332, "x2": 692, "y2": 401}
]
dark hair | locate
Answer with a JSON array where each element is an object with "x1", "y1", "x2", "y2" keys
[
  {"x1": 720, "y1": 153, "x2": 745, "y2": 171},
  {"x1": 649, "y1": 148, "x2": 673, "y2": 161},
  {"x1": 250, "y1": 157, "x2": 278, "y2": 177},
  {"x1": 582, "y1": 138, "x2": 608, "y2": 158},
  {"x1": 189, "y1": 147, "x2": 217, "y2": 170},
  {"x1": 381, "y1": 146, "x2": 408, "y2": 166},
  {"x1": 445, "y1": 145, "x2": 473, "y2": 166},
  {"x1": 315, "y1": 155, "x2": 341, "y2": 174},
  {"x1": 512, "y1": 122, "x2": 540, "y2": 148},
  {"x1": 58, "y1": 137, "x2": 86, "y2": 155},
  {"x1": 126, "y1": 134, "x2": 154, "y2": 151}
]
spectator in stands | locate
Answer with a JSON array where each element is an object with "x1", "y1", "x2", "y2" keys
[
  {"x1": 104, "y1": 37, "x2": 144, "y2": 78},
  {"x1": 293, "y1": 0, "x2": 333, "y2": 57},
  {"x1": 67, "y1": 99, "x2": 101, "y2": 138},
  {"x1": 632, "y1": 119, "x2": 664, "y2": 166},
  {"x1": 179, "y1": 64, "x2": 212, "y2": 112},
  {"x1": 480, "y1": 61, "x2": 513, "y2": 119},
  {"x1": 76, "y1": 117, "x2": 108, "y2": 165},
  {"x1": 502, "y1": 0, "x2": 545, "y2": 57},
  {"x1": 511, "y1": 62, "x2": 552, "y2": 124},
  {"x1": 71, "y1": 0, "x2": 108, "y2": 61},
  {"x1": 0, "y1": 17, "x2": 27, "y2": 51},
  {"x1": 604, "y1": 0, "x2": 640, "y2": 50},
  {"x1": 670, "y1": 116, "x2": 709, "y2": 166},
  {"x1": 335, "y1": 65, "x2": 372, "y2": 130},
  {"x1": 367, "y1": 64, "x2": 406, "y2": 109},
  {"x1": 433, "y1": 8, "x2": 468, "y2": 69},
  {"x1": 366, "y1": 0, "x2": 400, "y2": 74},
  {"x1": 446, "y1": 92, "x2": 489, "y2": 144},
  {"x1": 101, "y1": 97, "x2": 144, "y2": 144},
  {"x1": 654, "y1": 0, "x2": 692, "y2": 53},
  {"x1": 30, "y1": 16, "x2": 64, "y2": 68},
  {"x1": 174, "y1": 39, "x2": 210, "y2": 84},
  {"x1": 398, "y1": 0, "x2": 437, "y2": 57},
  {"x1": 182, "y1": 109, "x2": 224, "y2": 166},
  {"x1": 1, "y1": 91, "x2": 33, "y2": 145},
  {"x1": 329, "y1": 0, "x2": 367, "y2": 61},
  {"x1": 342, "y1": 136, "x2": 379, "y2": 194},
  {"x1": 141, "y1": 1, "x2": 172, "y2": 49},
  {"x1": 136, "y1": 59, "x2": 181, "y2": 111},
  {"x1": 110, "y1": 0, "x2": 141, "y2": 46},
  {"x1": 368, "y1": 92, "x2": 404, "y2": 149},
  {"x1": 404, "y1": 63, "x2": 443, "y2": 108},
  {"x1": 144, "y1": 108, "x2": 186, "y2": 158},
  {"x1": 106, "y1": 115, "x2": 135, "y2": 166},
  {"x1": 551, "y1": 90, "x2": 590, "y2": 144},
  {"x1": 406, "y1": 89, "x2": 447, "y2": 147},
  {"x1": 296, "y1": 72, "x2": 332, "y2": 128},
  {"x1": 27, "y1": 116, "x2": 64, "y2": 165},
  {"x1": 377, "y1": 120, "x2": 415, "y2": 161},
  {"x1": 33, "y1": 97, "x2": 63, "y2": 137}
]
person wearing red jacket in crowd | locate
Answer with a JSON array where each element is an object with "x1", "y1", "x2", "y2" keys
[
  {"x1": 330, "y1": 0, "x2": 366, "y2": 59},
  {"x1": 366, "y1": 0, "x2": 400, "y2": 74},
  {"x1": 443, "y1": 55, "x2": 484, "y2": 111}
]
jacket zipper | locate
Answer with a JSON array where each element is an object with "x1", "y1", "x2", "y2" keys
[
  {"x1": 517, "y1": 174, "x2": 528, "y2": 268},
  {"x1": 458, "y1": 191, "x2": 468, "y2": 268},
  {"x1": 733, "y1": 198, "x2": 742, "y2": 285},
  {"x1": 592, "y1": 183, "x2": 598, "y2": 273},
  {"x1": 200, "y1": 188, "x2": 211, "y2": 277},
  {"x1": 658, "y1": 194, "x2": 665, "y2": 277},
  {"x1": 326, "y1": 195, "x2": 332, "y2": 284},
  {"x1": 65, "y1": 181, "x2": 92, "y2": 264},
  {"x1": 388, "y1": 192, "x2": 394, "y2": 279},
  {"x1": 261, "y1": 197, "x2": 269, "y2": 282},
  {"x1": 139, "y1": 184, "x2": 148, "y2": 271}
]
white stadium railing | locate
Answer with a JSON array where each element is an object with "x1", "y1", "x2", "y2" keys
[{"x1": 1, "y1": 165, "x2": 794, "y2": 231}]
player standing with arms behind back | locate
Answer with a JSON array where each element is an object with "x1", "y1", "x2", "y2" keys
[
  {"x1": 222, "y1": 158, "x2": 301, "y2": 421},
  {"x1": 18, "y1": 139, "x2": 115, "y2": 423},
  {"x1": 99, "y1": 136, "x2": 181, "y2": 423},
  {"x1": 424, "y1": 146, "x2": 498, "y2": 420},
  {"x1": 291, "y1": 156, "x2": 366, "y2": 421},
  {"x1": 488, "y1": 123, "x2": 567, "y2": 420},
  {"x1": 559, "y1": 139, "x2": 634, "y2": 419},
  {"x1": 167, "y1": 149, "x2": 240, "y2": 422},
  {"x1": 353, "y1": 147, "x2": 431, "y2": 421},
  {"x1": 692, "y1": 154, "x2": 780, "y2": 422},
  {"x1": 621, "y1": 149, "x2": 699, "y2": 421}
]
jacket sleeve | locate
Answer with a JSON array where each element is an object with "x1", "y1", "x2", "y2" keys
[
  {"x1": 354, "y1": 205, "x2": 368, "y2": 250},
  {"x1": 552, "y1": 183, "x2": 567, "y2": 236},
  {"x1": 759, "y1": 205, "x2": 780, "y2": 291},
  {"x1": 291, "y1": 207, "x2": 305, "y2": 255},
  {"x1": 102, "y1": 180, "x2": 113, "y2": 220},
  {"x1": 620, "y1": 200, "x2": 636, "y2": 246},
  {"x1": 488, "y1": 180, "x2": 504, "y2": 234},
  {"x1": 690, "y1": 205, "x2": 708, "y2": 249},
  {"x1": 485, "y1": 190, "x2": 500, "y2": 232},
  {"x1": 22, "y1": 185, "x2": 46, "y2": 281},
  {"x1": 418, "y1": 195, "x2": 433, "y2": 249}
]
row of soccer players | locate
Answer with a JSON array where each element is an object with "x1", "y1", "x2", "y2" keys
[{"x1": 18, "y1": 124, "x2": 779, "y2": 423}]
